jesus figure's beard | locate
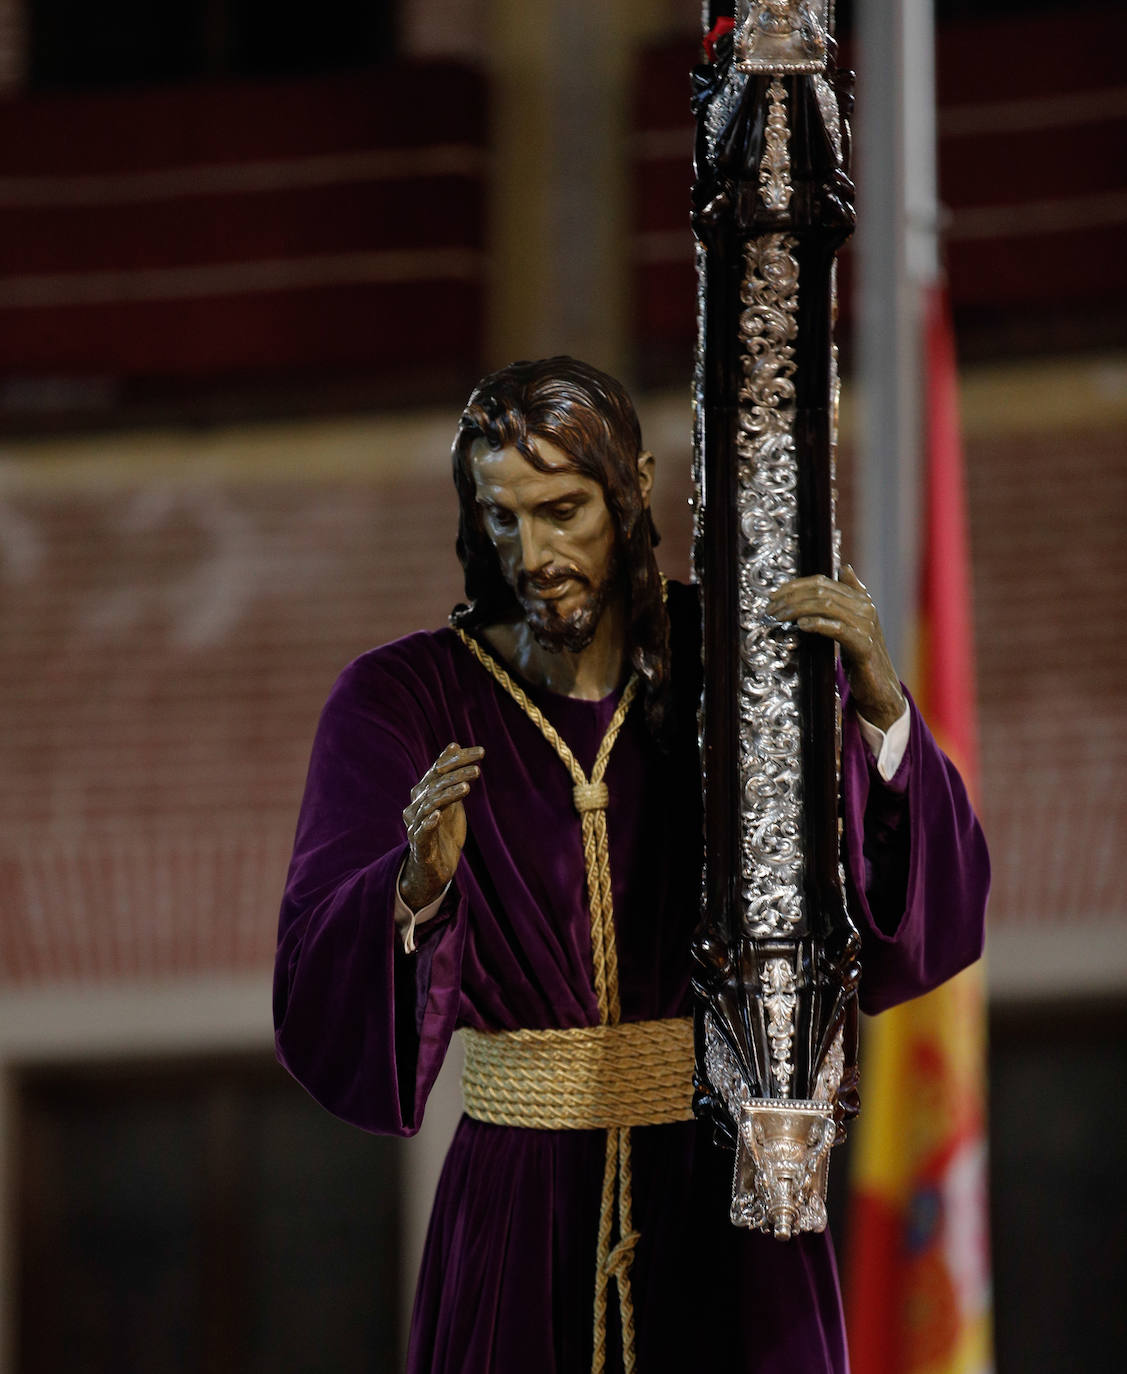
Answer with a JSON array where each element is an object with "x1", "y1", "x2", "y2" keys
[{"x1": 516, "y1": 566, "x2": 619, "y2": 654}]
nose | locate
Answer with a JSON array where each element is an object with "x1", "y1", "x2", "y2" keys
[{"x1": 517, "y1": 518, "x2": 549, "y2": 575}]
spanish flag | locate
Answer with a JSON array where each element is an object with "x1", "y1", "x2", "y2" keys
[{"x1": 844, "y1": 286, "x2": 993, "y2": 1374}]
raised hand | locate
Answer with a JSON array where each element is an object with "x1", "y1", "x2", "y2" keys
[
  {"x1": 766, "y1": 564, "x2": 907, "y2": 731},
  {"x1": 398, "y1": 742, "x2": 485, "y2": 912}
]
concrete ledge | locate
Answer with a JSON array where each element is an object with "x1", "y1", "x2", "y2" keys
[
  {"x1": 0, "y1": 971, "x2": 273, "y2": 1061},
  {"x1": 987, "y1": 920, "x2": 1127, "y2": 1001}
]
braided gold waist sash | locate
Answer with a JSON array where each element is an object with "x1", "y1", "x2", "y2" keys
[{"x1": 460, "y1": 1017, "x2": 696, "y2": 1130}]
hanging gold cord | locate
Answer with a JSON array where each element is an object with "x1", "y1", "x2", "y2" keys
[{"x1": 453, "y1": 625, "x2": 642, "y2": 1374}]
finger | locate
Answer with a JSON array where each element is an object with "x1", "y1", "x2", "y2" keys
[
  {"x1": 422, "y1": 780, "x2": 472, "y2": 813},
  {"x1": 419, "y1": 742, "x2": 455, "y2": 774},
  {"x1": 411, "y1": 781, "x2": 471, "y2": 824},
  {"x1": 768, "y1": 575, "x2": 853, "y2": 608},
  {"x1": 795, "y1": 615, "x2": 863, "y2": 644},
  {"x1": 429, "y1": 763, "x2": 481, "y2": 789},
  {"x1": 771, "y1": 588, "x2": 868, "y2": 624},
  {"x1": 769, "y1": 572, "x2": 872, "y2": 613},
  {"x1": 413, "y1": 745, "x2": 482, "y2": 799},
  {"x1": 433, "y1": 746, "x2": 485, "y2": 776},
  {"x1": 766, "y1": 574, "x2": 833, "y2": 602},
  {"x1": 417, "y1": 743, "x2": 460, "y2": 787},
  {"x1": 770, "y1": 584, "x2": 841, "y2": 610},
  {"x1": 409, "y1": 811, "x2": 442, "y2": 845},
  {"x1": 405, "y1": 772, "x2": 471, "y2": 827},
  {"x1": 409, "y1": 802, "x2": 453, "y2": 841}
]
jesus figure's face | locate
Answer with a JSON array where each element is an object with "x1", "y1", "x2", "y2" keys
[{"x1": 468, "y1": 435, "x2": 620, "y2": 653}]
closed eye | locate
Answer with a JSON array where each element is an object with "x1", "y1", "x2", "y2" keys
[
  {"x1": 541, "y1": 493, "x2": 589, "y2": 522},
  {"x1": 483, "y1": 504, "x2": 516, "y2": 528}
]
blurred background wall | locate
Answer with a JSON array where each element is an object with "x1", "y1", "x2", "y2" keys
[{"x1": 0, "y1": 1, "x2": 1124, "y2": 1371}]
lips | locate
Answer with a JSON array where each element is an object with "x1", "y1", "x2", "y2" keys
[
  {"x1": 522, "y1": 571, "x2": 588, "y2": 602},
  {"x1": 530, "y1": 580, "x2": 574, "y2": 601}
]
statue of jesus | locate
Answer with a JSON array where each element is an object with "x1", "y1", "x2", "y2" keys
[{"x1": 274, "y1": 356, "x2": 988, "y2": 1374}]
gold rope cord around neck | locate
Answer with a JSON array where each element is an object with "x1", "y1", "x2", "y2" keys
[{"x1": 453, "y1": 625, "x2": 642, "y2": 1374}]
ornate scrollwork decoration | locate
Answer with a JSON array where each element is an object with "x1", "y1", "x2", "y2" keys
[
  {"x1": 707, "y1": 1008, "x2": 847, "y2": 1237},
  {"x1": 704, "y1": 66, "x2": 749, "y2": 156},
  {"x1": 734, "y1": 0, "x2": 830, "y2": 75},
  {"x1": 813, "y1": 1022, "x2": 845, "y2": 1103},
  {"x1": 735, "y1": 1101, "x2": 834, "y2": 1236},
  {"x1": 691, "y1": 0, "x2": 862, "y2": 1241},
  {"x1": 758, "y1": 79, "x2": 793, "y2": 213},
  {"x1": 736, "y1": 233, "x2": 804, "y2": 938},
  {"x1": 761, "y1": 957, "x2": 797, "y2": 1095},
  {"x1": 703, "y1": 1010, "x2": 753, "y2": 1123},
  {"x1": 812, "y1": 73, "x2": 843, "y2": 163}
]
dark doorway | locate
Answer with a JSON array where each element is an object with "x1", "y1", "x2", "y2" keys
[
  {"x1": 989, "y1": 998, "x2": 1127, "y2": 1374},
  {"x1": 16, "y1": 1053, "x2": 404, "y2": 1374}
]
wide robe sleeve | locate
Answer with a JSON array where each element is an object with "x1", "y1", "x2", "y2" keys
[
  {"x1": 840, "y1": 682, "x2": 989, "y2": 1015},
  {"x1": 274, "y1": 651, "x2": 466, "y2": 1136}
]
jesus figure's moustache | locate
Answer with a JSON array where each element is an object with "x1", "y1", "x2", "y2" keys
[{"x1": 519, "y1": 569, "x2": 589, "y2": 597}]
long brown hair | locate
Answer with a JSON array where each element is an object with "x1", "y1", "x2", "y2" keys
[{"x1": 450, "y1": 356, "x2": 671, "y2": 740}]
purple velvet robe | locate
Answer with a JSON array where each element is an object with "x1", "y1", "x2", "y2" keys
[{"x1": 274, "y1": 582, "x2": 989, "y2": 1373}]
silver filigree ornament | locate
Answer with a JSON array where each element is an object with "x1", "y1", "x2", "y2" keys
[
  {"x1": 734, "y1": 0, "x2": 830, "y2": 75},
  {"x1": 761, "y1": 958, "x2": 797, "y2": 1095},
  {"x1": 758, "y1": 80, "x2": 792, "y2": 213},
  {"x1": 813, "y1": 1023, "x2": 845, "y2": 1104},
  {"x1": 735, "y1": 1100, "x2": 835, "y2": 1237},
  {"x1": 736, "y1": 233, "x2": 805, "y2": 938},
  {"x1": 727, "y1": 1025, "x2": 846, "y2": 1237},
  {"x1": 705, "y1": 993, "x2": 848, "y2": 1237},
  {"x1": 704, "y1": 66, "x2": 749, "y2": 157},
  {"x1": 703, "y1": 1011, "x2": 753, "y2": 1124},
  {"x1": 812, "y1": 73, "x2": 843, "y2": 163}
]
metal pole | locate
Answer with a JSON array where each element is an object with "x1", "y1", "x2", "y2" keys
[{"x1": 856, "y1": 0, "x2": 938, "y2": 671}]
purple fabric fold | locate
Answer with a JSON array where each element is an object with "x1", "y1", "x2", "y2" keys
[
  {"x1": 274, "y1": 583, "x2": 989, "y2": 1371},
  {"x1": 839, "y1": 680, "x2": 989, "y2": 1015}
]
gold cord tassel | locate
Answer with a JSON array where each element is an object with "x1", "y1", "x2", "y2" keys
[{"x1": 454, "y1": 628, "x2": 641, "y2": 1374}]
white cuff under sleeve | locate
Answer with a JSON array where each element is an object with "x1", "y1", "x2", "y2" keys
[
  {"x1": 394, "y1": 860, "x2": 451, "y2": 954},
  {"x1": 856, "y1": 702, "x2": 911, "y2": 783}
]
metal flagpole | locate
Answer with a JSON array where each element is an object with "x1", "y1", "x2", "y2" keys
[{"x1": 855, "y1": 0, "x2": 938, "y2": 666}]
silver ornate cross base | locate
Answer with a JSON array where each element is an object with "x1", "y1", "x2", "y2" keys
[
  {"x1": 732, "y1": 1100, "x2": 834, "y2": 1238},
  {"x1": 705, "y1": 1006, "x2": 846, "y2": 1238}
]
